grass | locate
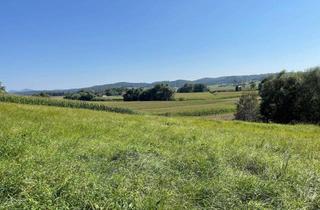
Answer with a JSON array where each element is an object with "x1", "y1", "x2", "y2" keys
[{"x1": 1, "y1": 102, "x2": 320, "y2": 209}]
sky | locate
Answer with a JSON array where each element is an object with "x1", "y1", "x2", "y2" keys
[{"x1": 1, "y1": 0, "x2": 320, "y2": 90}]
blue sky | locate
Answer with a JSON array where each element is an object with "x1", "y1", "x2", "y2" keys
[{"x1": 1, "y1": 0, "x2": 320, "y2": 90}]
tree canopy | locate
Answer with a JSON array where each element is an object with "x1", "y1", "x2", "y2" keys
[
  {"x1": 64, "y1": 90, "x2": 96, "y2": 101},
  {"x1": 123, "y1": 84, "x2": 174, "y2": 101},
  {"x1": 259, "y1": 67, "x2": 320, "y2": 123},
  {"x1": 177, "y1": 83, "x2": 208, "y2": 93}
]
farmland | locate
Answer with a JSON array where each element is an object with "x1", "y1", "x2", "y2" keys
[
  {"x1": 99, "y1": 91, "x2": 243, "y2": 117},
  {"x1": 0, "y1": 102, "x2": 319, "y2": 209},
  {"x1": 2, "y1": 91, "x2": 244, "y2": 118}
]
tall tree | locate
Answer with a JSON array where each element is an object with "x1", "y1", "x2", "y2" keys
[{"x1": 259, "y1": 68, "x2": 320, "y2": 123}]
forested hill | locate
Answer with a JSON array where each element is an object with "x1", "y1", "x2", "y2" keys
[{"x1": 12, "y1": 73, "x2": 273, "y2": 95}]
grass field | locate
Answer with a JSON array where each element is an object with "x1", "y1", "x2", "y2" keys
[
  {"x1": 1, "y1": 103, "x2": 320, "y2": 209},
  {"x1": 99, "y1": 91, "x2": 243, "y2": 117}
]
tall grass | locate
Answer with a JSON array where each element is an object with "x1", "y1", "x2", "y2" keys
[
  {"x1": 0, "y1": 94, "x2": 135, "y2": 114},
  {"x1": 1, "y1": 103, "x2": 320, "y2": 209}
]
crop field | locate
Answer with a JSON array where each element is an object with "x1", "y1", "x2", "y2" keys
[
  {"x1": 100, "y1": 91, "x2": 243, "y2": 117},
  {"x1": 1, "y1": 103, "x2": 320, "y2": 209},
  {"x1": 208, "y1": 84, "x2": 235, "y2": 91},
  {"x1": 0, "y1": 94, "x2": 134, "y2": 114},
  {"x1": 6, "y1": 91, "x2": 243, "y2": 118}
]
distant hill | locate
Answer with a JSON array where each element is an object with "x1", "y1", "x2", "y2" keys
[
  {"x1": 194, "y1": 74, "x2": 271, "y2": 84},
  {"x1": 13, "y1": 73, "x2": 273, "y2": 95}
]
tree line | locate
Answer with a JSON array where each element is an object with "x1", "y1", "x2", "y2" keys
[
  {"x1": 123, "y1": 84, "x2": 174, "y2": 101},
  {"x1": 177, "y1": 83, "x2": 208, "y2": 93},
  {"x1": 236, "y1": 67, "x2": 320, "y2": 124},
  {"x1": 62, "y1": 84, "x2": 175, "y2": 101}
]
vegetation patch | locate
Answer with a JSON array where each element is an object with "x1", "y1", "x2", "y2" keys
[
  {"x1": 0, "y1": 94, "x2": 135, "y2": 114},
  {"x1": 0, "y1": 103, "x2": 319, "y2": 208}
]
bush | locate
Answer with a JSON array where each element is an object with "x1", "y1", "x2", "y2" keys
[{"x1": 235, "y1": 92, "x2": 260, "y2": 122}]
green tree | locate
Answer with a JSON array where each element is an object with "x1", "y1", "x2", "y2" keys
[
  {"x1": 123, "y1": 84, "x2": 174, "y2": 101},
  {"x1": 64, "y1": 90, "x2": 96, "y2": 101},
  {"x1": 177, "y1": 83, "x2": 207, "y2": 93},
  {"x1": 177, "y1": 83, "x2": 193, "y2": 93},
  {"x1": 298, "y1": 67, "x2": 320, "y2": 122},
  {"x1": 258, "y1": 68, "x2": 320, "y2": 123},
  {"x1": 123, "y1": 88, "x2": 143, "y2": 101},
  {"x1": 105, "y1": 88, "x2": 127, "y2": 96},
  {"x1": 259, "y1": 71, "x2": 302, "y2": 123},
  {"x1": 193, "y1": 83, "x2": 208, "y2": 92},
  {"x1": 78, "y1": 90, "x2": 96, "y2": 101}
]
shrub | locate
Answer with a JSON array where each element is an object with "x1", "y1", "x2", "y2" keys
[{"x1": 235, "y1": 92, "x2": 260, "y2": 122}]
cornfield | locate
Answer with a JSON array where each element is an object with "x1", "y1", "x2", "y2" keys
[{"x1": 0, "y1": 94, "x2": 135, "y2": 114}]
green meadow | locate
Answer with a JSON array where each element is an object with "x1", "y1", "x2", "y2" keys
[{"x1": 1, "y1": 102, "x2": 319, "y2": 209}]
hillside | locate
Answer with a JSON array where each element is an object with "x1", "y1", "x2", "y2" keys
[
  {"x1": 0, "y1": 103, "x2": 319, "y2": 209},
  {"x1": 13, "y1": 73, "x2": 272, "y2": 95}
]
